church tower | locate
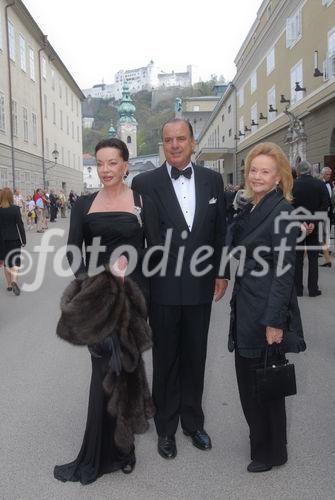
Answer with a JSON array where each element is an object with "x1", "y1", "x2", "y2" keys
[{"x1": 117, "y1": 83, "x2": 137, "y2": 158}]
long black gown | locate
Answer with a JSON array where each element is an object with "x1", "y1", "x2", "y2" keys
[{"x1": 54, "y1": 193, "x2": 150, "y2": 485}]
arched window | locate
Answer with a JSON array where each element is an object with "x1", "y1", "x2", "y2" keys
[{"x1": 127, "y1": 136, "x2": 131, "y2": 144}]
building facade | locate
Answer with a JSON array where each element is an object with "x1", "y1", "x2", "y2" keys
[
  {"x1": 195, "y1": 84, "x2": 237, "y2": 186},
  {"x1": 82, "y1": 63, "x2": 199, "y2": 101},
  {"x1": 0, "y1": 0, "x2": 85, "y2": 196},
  {"x1": 234, "y1": 0, "x2": 335, "y2": 181}
]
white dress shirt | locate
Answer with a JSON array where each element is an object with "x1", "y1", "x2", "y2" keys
[{"x1": 166, "y1": 162, "x2": 196, "y2": 231}]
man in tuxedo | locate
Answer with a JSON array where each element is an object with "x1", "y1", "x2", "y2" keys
[
  {"x1": 132, "y1": 119, "x2": 229, "y2": 459},
  {"x1": 292, "y1": 161, "x2": 329, "y2": 296},
  {"x1": 320, "y1": 166, "x2": 333, "y2": 267}
]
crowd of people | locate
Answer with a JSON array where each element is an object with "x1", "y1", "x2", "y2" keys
[{"x1": 1, "y1": 118, "x2": 334, "y2": 484}]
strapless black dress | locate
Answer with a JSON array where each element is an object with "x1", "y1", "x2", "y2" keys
[{"x1": 54, "y1": 211, "x2": 147, "y2": 484}]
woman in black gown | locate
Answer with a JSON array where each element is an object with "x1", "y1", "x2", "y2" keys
[{"x1": 54, "y1": 138, "x2": 158, "y2": 485}]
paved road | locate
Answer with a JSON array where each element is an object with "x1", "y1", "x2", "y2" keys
[{"x1": 1, "y1": 218, "x2": 334, "y2": 500}]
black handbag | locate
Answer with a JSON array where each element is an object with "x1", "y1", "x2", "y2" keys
[{"x1": 254, "y1": 346, "x2": 297, "y2": 402}]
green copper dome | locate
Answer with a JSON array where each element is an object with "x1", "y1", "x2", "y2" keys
[
  {"x1": 107, "y1": 120, "x2": 117, "y2": 138},
  {"x1": 118, "y1": 83, "x2": 137, "y2": 124}
]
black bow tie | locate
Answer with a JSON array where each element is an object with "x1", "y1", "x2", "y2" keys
[{"x1": 171, "y1": 166, "x2": 192, "y2": 180}]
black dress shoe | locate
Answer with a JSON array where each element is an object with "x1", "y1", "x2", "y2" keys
[
  {"x1": 320, "y1": 262, "x2": 331, "y2": 267},
  {"x1": 247, "y1": 460, "x2": 272, "y2": 473},
  {"x1": 183, "y1": 429, "x2": 212, "y2": 450},
  {"x1": 309, "y1": 290, "x2": 322, "y2": 297},
  {"x1": 158, "y1": 436, "x2": 177, "y2": 459},
  {"x1": 121, "y1": 459, "x2": 136, "y2": 474}
]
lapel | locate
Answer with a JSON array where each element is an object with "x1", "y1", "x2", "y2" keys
[
  {"x1": 238, "y1": 190, "x2": 285, "y2": 242},
  {"x1": 190, "y1": 164, "x2": 211, "y2": 236},
  {"x1": 154, "y1": 163, "x2": 190, "y2": 234}
]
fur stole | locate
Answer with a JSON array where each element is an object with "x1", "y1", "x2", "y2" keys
[{"x1": 56, "y1": 269, "x2": 155, "y2": 454}]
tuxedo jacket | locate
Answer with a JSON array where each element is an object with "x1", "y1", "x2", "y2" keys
[
  {"x1": 292, "y1": 175, "x2": 330, "y2": 215},
  {"x1": 132, "y1": 163, "x2": 228, "y2": 306}
]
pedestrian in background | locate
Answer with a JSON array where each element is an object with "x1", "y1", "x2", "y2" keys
[
  {"x1": 227, "y1": 142, "x2": 306, "y2": 473},
  {"x1": 0, "y1": 187, "x2": 26, "y2": 296},
  {"x1": 292, "y1": 161, "x2": 329, "y2": 296}
]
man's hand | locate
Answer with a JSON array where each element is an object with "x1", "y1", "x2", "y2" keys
[
  {"x1": 214, "y1": 278, "x2": 228, "y2": 302},
  {"x1": 266, "y1": 326, "x2": 283, "y2": 345}
]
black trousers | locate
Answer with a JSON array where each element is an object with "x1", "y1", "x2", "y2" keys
[
  {"x1": 294, "y1": 231, "x2": 319, "y2": 294},
  {"x1": 234, "y1": 351, "x2": 287, "y2": 466},
  {"x1": 149, "y1": 303, "x2": 212, "y2": 437}
]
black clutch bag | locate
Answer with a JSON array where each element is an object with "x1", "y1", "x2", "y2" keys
[{"x1": 254, "y1": 347, "x2": 297, "y2": 402}]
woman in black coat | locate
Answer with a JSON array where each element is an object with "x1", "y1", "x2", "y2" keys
[
  {"x1": 228, "y1": 142, "x2": 306, "y2": 473},
  {"x1": 0, "y1": 187, "x2": 26, "y2": 295}
]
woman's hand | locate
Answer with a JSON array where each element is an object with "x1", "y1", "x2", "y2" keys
[
  {"x1": 110, "y1": 255, "x2": 128, "y2": 281},
  {"x1": 266, "y1": 326, "x2": 283, "y2": 345}
]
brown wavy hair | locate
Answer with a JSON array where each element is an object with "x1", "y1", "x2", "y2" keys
[
  {"x1": 0, "y1": 187, "x2": 14, "y2": 208},
  {"x1": 244, "y1": 142, "x2": 293, "y2": 202}
]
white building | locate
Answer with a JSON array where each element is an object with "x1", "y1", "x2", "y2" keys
[
  {"x1": 0, "y1": 0, "x2": 85, "y2": 195},
  {"x1": 82, "y1": 62, "x2": 199, "y2": 100}
]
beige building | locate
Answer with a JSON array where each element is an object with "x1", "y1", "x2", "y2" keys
[
  {"x1": 179, "y1": 96, "x2": 221, "y2": 140},
  {"x1": 234, "y1": 0, "x2": 335, "y2": 181},
  {"x1": 0, "y1": 0, "x2": 85, "y2": 196},
  {"x1": 195, "y1": 83, "x2": 237, "y2": 185}
]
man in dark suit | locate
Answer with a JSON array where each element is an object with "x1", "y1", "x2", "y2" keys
[
  {"x1": 292, "y1": 160, "x2": 329, "y2": 297},
  {"x1": 132, "y1": 119, "x2": 229, "y2": 459}
]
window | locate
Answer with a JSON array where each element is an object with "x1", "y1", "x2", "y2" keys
[
  {"x1": 23, "y1": 107, "x2": 28, "y2": 142},
  {"x1": 32, "y1": 112, "x2": 37, "y2": 145},
  {"x1": 127, "y1": 136, "x2": 131, "y2": 144},
  {"x1": 12, "y1": 100, "x2": 18, "y2": 136},
  {"x1": 76, "y1": 100, "x2": 79, "y2": 117},
  {"x1": 60, "y1": 110, "x2": 63, "y2": 130},
  {"x1": 45, "y1": 138, "x2": 49, "y2": 159},
  {"x1": 286, "y1": 8, "x2": 302, "y2": 49},
  {"x1": 267, "y1": 47, "x2": 275, "y2": 75},
  {"x1": 228, "y1": 104, "x2": 231, "y2": 114},
  {"x1": 61, "y1": 146, "x2": 64, "y2": 164},
  {"x1": 239, "y1": 116, "x2": 244, "y2": 141},
  {"x1": 221, "y1": 114, "x2": 225, "y2": 122},
  {"x1": 71, "y1": 94, "x2": 74, "y2": 112},
  {"x1": 29, "y1": 48, "x2": 35, "y2": 81},
  {"x1": 326, "y1": 28, "x2": 335, "y2": 79},
  {"x1": 43, "y1": 94, "x2": 47, "y2": 118},
  {"x1": 250, "y1": 71, "x2": 257, "y2": 94},
  {"x1": 251, "y1": 103, "x2": 258, "y2": 132},
  {"x1": 51, "y1": 69, "x2": 55, "y2": 90},
  {"x1": 76, "y1": 125, "x2": 79, "y2": 142},
  {"x1": 267, "y1": 86, "x2": 276, "y2": 122},
  {"x1": 71, "y1": 121, "x2": 74, "y2": 139},
  {"x1": 8, "y1": 20, "x2": 15, "y2": 61},
  {"x1": 66, "y1": 115, "x2": 69, "y2": 135},
  {"x1": 290, "y1": 60, "x2": 304, "y2": 104},
  {"x1": 19, "y1": 35, "x2": 26, "y2": 71},
  {"x1": 65, "y1": 87, "x2": 68, "y2": 105},
  {"x1": 0, "y1": 13, "x2": 3, "y2": 51},
  {"x1": 238, "y1": 87, "x2": 244, "y2": 107},
  {"x1": 222, "y1": 135, "x2": 225, "y2": 144},
  {"x1": 52, "y1": 102, "x2": 56, "y2": 124},
  {"x1": 0, "y1": 92, "x2": 5, "y2": 131},
  {"x1": 42, "y1": 56, "x2": 47, "y2": 79},
  {"x1": 193, "y1": 105, "x2": 199, "y2": 111},
  {"x1": 67, "y1": 150, "x2": 70, "y2": 166},
  {"x1": 73, "y1": 153, "x2": 76, "y2": 169},
  {"x1": 228, "y1": 128, "x2": 232, "y2": 137},
  {"x1": 59, "y1": 81, "x2": 62, "y2": 99},
  {"x1": 322, "y1": 0, "x2": 334, "y2": 6}
]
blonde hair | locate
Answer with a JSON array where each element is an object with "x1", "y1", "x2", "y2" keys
[
  {"x1": 0, "y1": 187, "x2": 14, "y2": 208},
  {"x1": 244, "y1": 142, "x2": 293, "y2": 202}
]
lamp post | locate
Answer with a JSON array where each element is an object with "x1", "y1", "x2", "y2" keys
[{"x1": 43, "y1": 148, "x2": 59, "y2": 188}]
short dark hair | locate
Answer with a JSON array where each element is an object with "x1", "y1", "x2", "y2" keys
[
  {"x1": 162, "y1": 118, "x2": 194, "y2": 139},
  {"x1": 94, "y1": 138, "x2": 129, "y2": 161}
]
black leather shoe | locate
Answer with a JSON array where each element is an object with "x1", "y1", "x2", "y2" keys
[
  {"x1": 247, "y1": 460, "x2": 272, "y2": 473},
  {"x1": 158, "y1": 436, "x2": 177, "y2": 459},
  {"x1": 183, "y1": 429, "x2": 212, "y2": 450},
  {"x1": 309, "y1": 290, "x2": 322, "y2": 297},
  {"x1": 121, "y1": 457, "x2": 136, "y2": 474}
]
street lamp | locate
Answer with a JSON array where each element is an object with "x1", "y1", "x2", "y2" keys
[{"x1": 43, "y1": 148, "x2": 59, "y2": 189}]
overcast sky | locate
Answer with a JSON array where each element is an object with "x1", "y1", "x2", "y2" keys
[{"x1": 23, "y1": 0, "x2": 264, "y2": 89}]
